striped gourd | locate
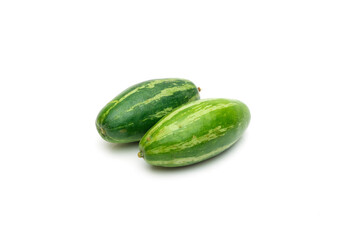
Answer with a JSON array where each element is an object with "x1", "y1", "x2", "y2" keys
[
  {"x1": 96, "y1": 78, "x2": 200, "y2": 143},
  {"x1": 138, "y1": 98, "x2": 250, "y2": 167}
]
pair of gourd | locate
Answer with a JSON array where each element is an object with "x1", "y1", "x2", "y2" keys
[{"x1": 96, "y1": 78, "x2": 250, "y2": 167}]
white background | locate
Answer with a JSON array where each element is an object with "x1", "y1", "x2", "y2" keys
[{"x1": 1, "y1": 0, "x2": 345, "y2": 239}]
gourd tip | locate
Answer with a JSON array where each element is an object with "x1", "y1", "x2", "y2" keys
[
  {"x1": 138, "y1": 151, "x2": 143, "y2": 158},
  {"x1": 198, "y1": 87, "x2": 201, "y2": 92}
]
